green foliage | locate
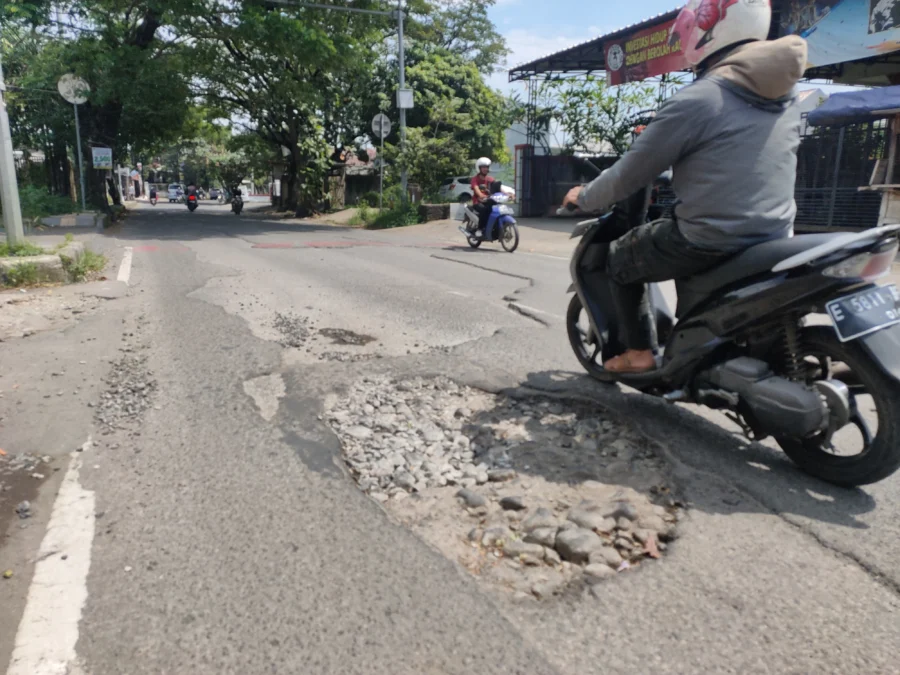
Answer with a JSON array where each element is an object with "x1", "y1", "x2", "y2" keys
[
  {"x1": 348, "y1": 203, "x2": 374, "y2": 227},
  {"x1": 61, "y1": 249, "x2": 107, "y2": 282},
  {"x1": 2, "y1": 262, "x2": 39, "y2": 287},
  {"x1": 12, "y1": 185, "x2": 78, "y2": 220},
  {"x1": 359, "y1": 191, "x2": 380, "y2": 208},
  {"x1": 0, "y1": 240, "x2": 44, "y2": 257},
  {"x1": 511, "y1": 76, "x2": 684, "y2": 156},
  {"x1": 367, "y1": 203, "x2": 419, "y2": 230}
]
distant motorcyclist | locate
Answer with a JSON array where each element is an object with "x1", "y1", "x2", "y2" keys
[
  {"x1": 561, "y1": 0, "x2": 807, "y2": 374},
  {"x1": 148, "y1": 186, "x2": 157, "y2": 203},
  {"x1": 470, "y1": 157, "x2": 495, "y2": 237}
]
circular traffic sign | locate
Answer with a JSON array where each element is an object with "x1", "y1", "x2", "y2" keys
[
  {"x1": 57, "y1": 74, "x2": 90, "y2": 105},
  {"x1": 371, "y1": 113, "x2": 392, "y2": 140}
]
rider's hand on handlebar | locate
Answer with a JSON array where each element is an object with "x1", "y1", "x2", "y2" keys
[{"x1": 562, "y1": 185, "x2": 585, "y2": 212}]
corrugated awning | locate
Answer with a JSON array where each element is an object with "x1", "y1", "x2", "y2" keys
[{"x1": 507, "y1": 9, "x2": 681, "y2": 82}]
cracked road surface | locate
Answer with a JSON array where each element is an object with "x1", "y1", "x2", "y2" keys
[{"x1": 3, "y1": 202, "x2": 900, "y2": 674}]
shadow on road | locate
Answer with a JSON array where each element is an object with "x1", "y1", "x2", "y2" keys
[{"x1": 460, "y1": 368, "x2": 878, "y2": 531}]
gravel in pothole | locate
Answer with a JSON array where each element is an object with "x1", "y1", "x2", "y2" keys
[
  {"x1": 94, "y1": 353, "x2": 157, "y2": 433},
  {"x1": 325, "y1": 375, "x2": 684, "y2": 600}
]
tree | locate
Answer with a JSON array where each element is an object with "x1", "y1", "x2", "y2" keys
[
  {"x1": 4, "y1": 1, "x2": 198, "y2": 209},
  {"x1": 354, "y1": 1, "x2": 513, "y2": 195},
  {"x1": 192, "y1": 1, "x2": 384, "y2": 212},
  {"x1": 512, "y1": 77, "x2": 668, "y2": 156}
]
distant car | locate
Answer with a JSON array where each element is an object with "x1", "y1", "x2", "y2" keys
[
  {"x1": 438, "y1": 176, "x2": 474, "y2": 203},
  {"x1": 209, "y1": 187, "x2": 221, "y2": 200},
  {"x1": 167, "y1": 183, "x2": 183, "y2": 203}
]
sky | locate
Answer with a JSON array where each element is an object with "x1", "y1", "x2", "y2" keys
[{"x1": 485, "y1": 0, "x2": 681, "y2": 94}]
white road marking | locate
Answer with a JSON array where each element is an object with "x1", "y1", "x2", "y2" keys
[
  {"x1": 116, "y1": 246, "x2": 133, "y2": 285},
  {"x1": 7, "y1": 447, "x2": 96, "y2": 675},
  {"x1": 447, "y1": 291, "x2": 469, "y2": 297}
]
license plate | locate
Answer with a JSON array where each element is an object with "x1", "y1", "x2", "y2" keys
[{"x1": 826, "y1": 284, "x2": 900, "y2": 342}]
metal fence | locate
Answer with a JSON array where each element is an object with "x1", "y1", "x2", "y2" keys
[
  {"x1": 518, "y1": 117, "x2": 888, "y2": 228},
  {"x1": 794, "y1": 117, "x2": 886, "y2": 230}
]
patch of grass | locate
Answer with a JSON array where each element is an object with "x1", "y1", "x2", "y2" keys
[
  {"x1": 0, "y1": 241, "x2": 45, "y2": 257},
  {"x1": 7, "y1": 184, "x2": 79, "y2": 220},
  {"x1": 55, "y1": 233, "x2": 76, "y2": 251},
  {"x1": 366, "y1": 203, "x2": 419, "y2": 230},
  {"x1": 61, "y1": 248, "x2": 107, "y2": 282},
  {"x1": 2, "y1": 262, "x2": 39, "y2": 288},
  {"x1": 348, "y1": 203, "x2": 374, "y2": 227}
]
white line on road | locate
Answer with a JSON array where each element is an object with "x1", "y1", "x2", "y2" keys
[
  {"x1": 7, "y1": 444, "x2": 96, "y2": 675},
  {"x1": 117, "y1": 246, "x2": 133, "y2": 285}
]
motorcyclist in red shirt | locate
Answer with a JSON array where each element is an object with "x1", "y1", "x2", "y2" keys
[{"x1": 470, "y1": 157, "x2": 494, "y2": 237}]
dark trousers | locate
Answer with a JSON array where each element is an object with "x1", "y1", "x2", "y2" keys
[
  {"x1": 473, "y1": 202, "x2": 490, "y2": 230},
  {"x1": 606, "y1": 219, "x2": 732, "y2": 351}
]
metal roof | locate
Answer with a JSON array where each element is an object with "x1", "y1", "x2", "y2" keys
[{"x1": 507, "y1": 8, "x2": 681, "y2": 82}]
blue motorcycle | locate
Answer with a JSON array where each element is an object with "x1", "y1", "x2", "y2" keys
[{"x1": 459, "y1": 182, "x2": 519, "y2": 252}]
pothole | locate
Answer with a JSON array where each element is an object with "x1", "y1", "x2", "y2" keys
[
  {"x1": 325, "y1": 375, "x2": 684, "y2": 601},
  {"x1": 319, "y1": 327, "x2": 377, "y2": 346},
  {"x1": 273, "y1": 312, "x2": 313, "y2": 348}
]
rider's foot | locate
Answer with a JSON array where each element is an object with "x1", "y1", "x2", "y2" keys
[{"x1": 603, "y1": 349, "x2": 656, "y2": 373}]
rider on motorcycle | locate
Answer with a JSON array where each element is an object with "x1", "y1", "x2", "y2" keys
[
  {"x1": 470, "y1": 157, "x2": 495, "y2": 237},
  {"x1": 149, "y1": 186, "x2": 157, "y2": 202},
  {"x1": 562, "y1": 0, "x2": 807, "y2": 373}
]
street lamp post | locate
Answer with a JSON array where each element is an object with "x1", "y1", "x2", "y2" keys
[{"x1": 261, "y1": 0, "x2": 411, "y2": 200}]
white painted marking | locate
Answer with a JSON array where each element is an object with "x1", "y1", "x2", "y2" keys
[
  {"x1": 116, "y1": 246, "x2": 133, "y2": 285},
  {"x1": 447, "y1": 291, "x2": 469, "y2": 297},
  {"x1": 7, "y1": 448, "x2": 96, "y2": 675}
]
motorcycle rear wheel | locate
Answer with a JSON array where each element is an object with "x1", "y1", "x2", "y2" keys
[
  {"x1": 776, "y1": 326, "x2": 900, "y2": 487},
  {"x1": 566, "y1": 294, "x2": 614, "y2": 382}
]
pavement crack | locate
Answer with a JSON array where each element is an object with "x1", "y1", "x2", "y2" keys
[
  {"x1": 778, "y1": 513, "x2": 900, "y2": 598},
  {"x1": 429, "y1": 255, "x2": 534, "y2": 285},
  {"x1": 506, "y1": 302, "x2": 550, "y2": 327}
]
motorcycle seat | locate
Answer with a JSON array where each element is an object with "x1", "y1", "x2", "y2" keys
[{"x1": 675, "y1": 233, "x2": 842, "y2": 318}]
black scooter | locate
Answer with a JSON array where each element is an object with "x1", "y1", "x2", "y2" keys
[
  {"x1": 567, "y1": 177, "x2": 900, "y2": 487},
  {"x1": 231, "y1": 195, "x2": 243, "y2": 215}
]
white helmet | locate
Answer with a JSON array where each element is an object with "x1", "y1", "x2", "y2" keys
[
  {"x1": 669, "y1": 0, "x2": 771, "y2": 70},
  {"x1": 475, "y1": 157, "x2": 491, "y2": 169}
]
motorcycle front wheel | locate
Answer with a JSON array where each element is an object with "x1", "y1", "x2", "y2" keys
[
  {"x1": 467, "y1": 236, "x2": 481, "y2": 248},
  {"x1": 775, "y1": 326, "x2": 900, "y2": 487},
  {"x1": 500, "y1": 223, "x2": 519, "y2": 252}
]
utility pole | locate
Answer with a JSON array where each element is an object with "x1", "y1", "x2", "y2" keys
[
  {"x1": 0, "y1": 49, "x2": 25, "y2": 246},
  {"x1": 396, "y1": 0, "x2": 407, "y2": 201},
  {"x1": 261, "y1": 0, "x2": 410, "y2": 201}
]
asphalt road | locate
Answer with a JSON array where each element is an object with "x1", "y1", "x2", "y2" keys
[{"x1": 3, "y1": 202, "x2": 900, "y2": 674}]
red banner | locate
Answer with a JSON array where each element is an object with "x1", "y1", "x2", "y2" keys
[{"x1": 605, "y1": 19, "x2": 689, "y2": 85}]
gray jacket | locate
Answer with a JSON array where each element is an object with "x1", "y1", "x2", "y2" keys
[{"x1": 578, "y1": 36, "x2": 808, "y2": 252}]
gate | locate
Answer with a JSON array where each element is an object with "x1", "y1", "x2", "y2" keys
[{"x1": 794, "y1": 118, "x2": 886, "y2": 230}]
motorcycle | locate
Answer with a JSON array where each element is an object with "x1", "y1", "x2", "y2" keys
[
  {"x1": 187, "y1": 193, "x2": 198, "y2": 212},
  {"x1": 459, "y1": 181, "x2": 519, "y2": 252},
  {"x1": 149, "y1": 194, "x2": 157, "y2": 206},
  {"x1": 231, "y1": 195, "x2": 243, "y2": 215},
  {"x1": 567, "y1": 176, "x2": 900, "y2": 487}
]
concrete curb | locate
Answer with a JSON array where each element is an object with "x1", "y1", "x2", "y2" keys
[
  {"x1": 0, "y1": 242, "x2": 86, "y2": 284},
  {"x1": 38, "y1": 213, "x2": 107, "y2": 232}
]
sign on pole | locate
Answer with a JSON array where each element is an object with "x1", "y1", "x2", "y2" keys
[
  {"x1": 371, "y1": 115, "x2": 391, "y2": 212},
  {"x1": 92, "y1": 147, "x2": 113, "y2": 170},
  {"x1": 371, "y1": 113, "x2": 392, "y2": 139},
  {"x1": 58, "y1": 75, "x2": 90, "y2": 210}
]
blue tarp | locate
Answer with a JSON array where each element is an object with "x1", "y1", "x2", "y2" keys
[{"x1": 807, "y1": 87, "x2": 900, "y2": 127}]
